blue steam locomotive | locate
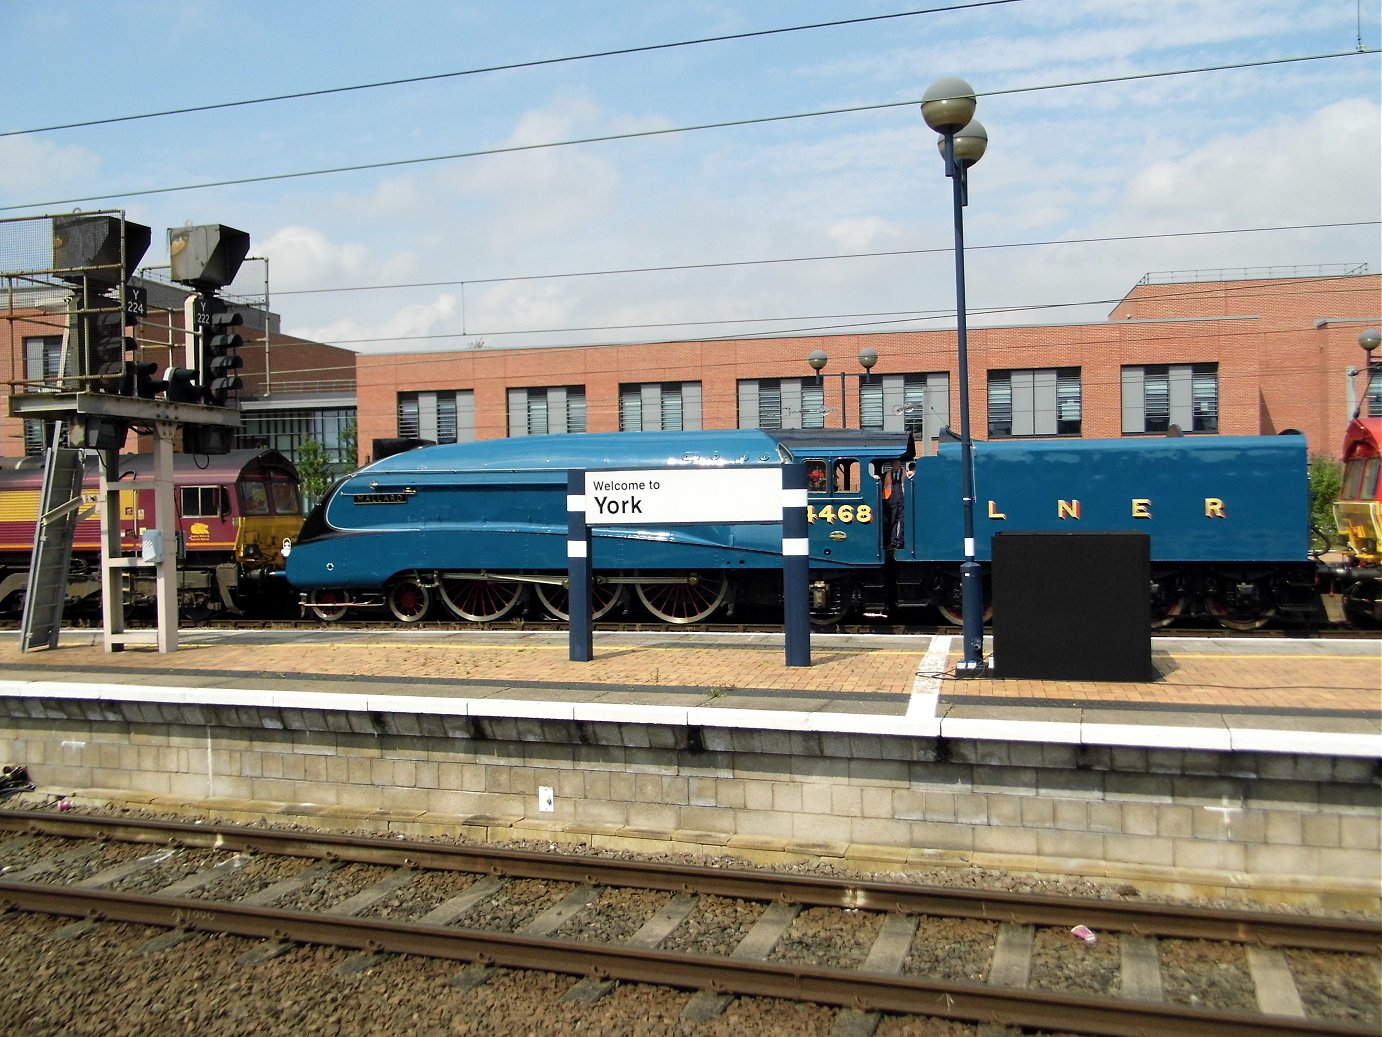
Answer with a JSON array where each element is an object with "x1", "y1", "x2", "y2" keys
[{"x1": 283, "y1": 429, "x2": 1312, "y2": 629}]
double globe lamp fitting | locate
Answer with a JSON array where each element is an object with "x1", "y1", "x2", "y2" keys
[{"x1": 920, "y1": 77, "x2": 988, "y2": 169}]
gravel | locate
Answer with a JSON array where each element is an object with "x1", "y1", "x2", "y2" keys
[{"x1": 0, "y1": 804, "x2": 1376, "y2": 1035}]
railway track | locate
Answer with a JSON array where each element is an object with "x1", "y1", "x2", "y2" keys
[{"x1": 0, "y1": 811, "x2": 1376, "y2": 1036}]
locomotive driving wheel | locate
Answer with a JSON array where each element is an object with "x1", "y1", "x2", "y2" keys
[
  {"x1": 438, "y1": 575, "x2": 528, "y2": 622},
  {"x1": 387, "y1": 577, "x2": 432, "y2": 623},
  {"x1": 534, "y1": 579, "x2": 627, "y2": 621},
  {"x1": 635, "y1": 573, "x2": 730, "y2": 624},
  {"x1": 309, "y1": 590, "x2": 351, "y2": 623}
]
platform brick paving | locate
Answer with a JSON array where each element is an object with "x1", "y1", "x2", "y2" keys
[
  {"x1": 968, "y1": 647, "x2": 1382, "y2": 713},
  {"x1": 0, "y1": 633, "x2": 924, "y2": 696},
  {"x1": 0, "y1": 631, "x2": 1376, "y2": 720}
]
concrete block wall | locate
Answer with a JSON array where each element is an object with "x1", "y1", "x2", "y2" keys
[{"x1": 2, "y1": 696, "x2": 1377, "y2": 908}]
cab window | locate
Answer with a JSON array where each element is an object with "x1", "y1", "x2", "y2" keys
[
  {"x1": 833, "y1": 459, "x2": 859, "y2": 493},
  {"x1": 270, "y1": 480, "x2": 302, "y2": 515},
  {"x1": 241, "y1": 480, "x2": 270, "y2": 516},
  {"x1": 804, "y1": 458, "x2": 860, "y2": 494},
  {"x1": 181, "y1": 485, "x2": 229, "y2": 518},
  {"x1": 1363, "y1": 458, "x2": 1380, "y2": 499}
]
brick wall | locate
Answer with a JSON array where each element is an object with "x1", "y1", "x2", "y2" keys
[
  {"x1": 4, "y1": 700, "x2": 1377, "y2": 909},
  {"x1": 355, "y1": 274, "x2": 1380, "y2": 464}
]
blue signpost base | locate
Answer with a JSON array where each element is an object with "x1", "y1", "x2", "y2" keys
[
  {"x1": 566, "y1": 470, "x2": 593, "y2": 663},
  {"x1": 782, "y1": 463, "x2": 811, "y2": 667}
]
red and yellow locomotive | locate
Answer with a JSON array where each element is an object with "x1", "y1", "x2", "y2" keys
[
  {"x1": 1333, "y1": 416, "x2": 1382, "y2": 625},
  {"x1": 0, "y1": 448, "x2": 301, "y2": 617}
]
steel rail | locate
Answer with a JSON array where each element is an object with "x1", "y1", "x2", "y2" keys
[
  {"x1": 0, "y1": 881, "x2": 1371, "y2": 1037},
  {"x1": 2, "y1": 810, "x2": 1376, "y2": 954}
]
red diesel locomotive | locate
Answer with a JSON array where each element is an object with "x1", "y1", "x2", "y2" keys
[{"x1": 0, "y1": 448, "x2": 301, "y2": 617}]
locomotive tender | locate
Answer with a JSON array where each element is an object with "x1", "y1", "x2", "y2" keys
[
  {"x1": 0, "y1": 448, "x2": 301, "y2": 617},
  {"x1": 285, "y1": 429, "x2": 1312, "y2": 630}
]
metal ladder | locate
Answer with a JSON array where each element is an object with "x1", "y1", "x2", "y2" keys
[{"x1": 19, "y1": 440, "x2": 89, "y2": 651}]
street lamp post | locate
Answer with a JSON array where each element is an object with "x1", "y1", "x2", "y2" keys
[
  {"x1": 922, "y1": 77, "x2": 988, "y2": 677},
  {"x1": 807, "y1": 347, "x2": 879, "y2": 428}
]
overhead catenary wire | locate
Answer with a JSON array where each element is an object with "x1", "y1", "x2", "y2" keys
[
  {"x1": 269, "y1": 221, "x2": 1379, "y2": 298},
  {"x1": 280, "y1": 264, "x2": 1382, "y2": 349},
  {"x1": 2, "y1": 48, "x2": 1376, "y2": 214},
  {"x1": 248, "y1": 277, "x2": 1381, "y2": 387},
  {"x1": 1, "y1": 2, "x2": 1028, "y2": 139}
]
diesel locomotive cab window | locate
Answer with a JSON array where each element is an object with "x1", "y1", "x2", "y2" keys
[
  {"x1": 270, "y1": 481, "x2": 301, "y2": 515},
  {"x1": 181, "y1": 486, "x2": 229, "y2": 518},
  {"x1": 237, "y1": 480, "x2": 300, "y2": 516},
  {"x1": 1343, "y1": 457, "x2": 1381, "y2": 499},
  {"x1": 241, "y1": 482, "x2": 271, "y2": 516}
]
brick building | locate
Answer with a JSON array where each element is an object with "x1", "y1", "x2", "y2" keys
[
  {"x1": 5, "y1": 268, "x2": 1377, "y2": 477},
  {"x1": 354, "y1": 269, "x2": 1380, "y2": 465},
  {"x1": 1, "y1": 276, "x2": 358, "y2": 472}
]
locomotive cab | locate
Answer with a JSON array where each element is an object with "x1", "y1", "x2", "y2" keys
[
  {"x1": 1332, "y1": 417, "x2": 1382, "y2": 624},
  {"x1": 784, "y1": 432, "x2": 915, "y2": 622}
]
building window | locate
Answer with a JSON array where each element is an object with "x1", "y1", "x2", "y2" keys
[
  {"x1": 236, "y1": 406, "x2": 358, "y2": 472},
  {"x1": 1122, "y1": 363, "x2": 1218, "y2": 434},
  {"x1": 22, "y1": 336, "x2": 69, "y2": 454},
  {"x1": 737, "y1": 377, "x2": 828, "y2": 429},
  {"x1": 508, "y1": 387, "x2": 586, "y2": 436},
  {"x1": 987, "y1": 368, "x2": 1081, "y2": 437},
  {"x1": 1368, "y1": 374, "x2": 1382, "y2": 418},
  {"x1": 619, "y1": 382, "x2": 703, "y2": 431},
  {"x1": 859, "y1": 372, "x2": 950, "y2": 444},
  {"x1": 397, "y1": 390, "x2": 474, "y2": 444}
]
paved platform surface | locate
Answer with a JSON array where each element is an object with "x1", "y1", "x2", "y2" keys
[{"x1": 0, "y1": 629, "x2": 1377, "y2": 755}]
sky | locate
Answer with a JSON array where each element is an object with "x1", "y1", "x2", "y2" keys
[{"x1": 3, "y1": 0, "x2": 1379, "y2": 359}]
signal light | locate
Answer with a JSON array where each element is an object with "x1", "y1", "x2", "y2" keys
[
  {"x1": 83, "y1": 307, "x2": 129, "y2": 393},
  {"x1": 131, "y1": 361, "x2": 168, "y2": 399},
  {"x1": 196, "y1": 296, "x2": 245, "y2": 406},
  {"x1": 165, "y1": 368, "x2": 201, "y2": 404}
]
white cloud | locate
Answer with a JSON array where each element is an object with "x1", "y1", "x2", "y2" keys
[
  {"x1": 294, "y1": 293, "x2": 460, "y2": 349},
  {"x1": 258, "y1": 224, "x2": 422, "y2": 292},
  {"x1": 1121, "y1": 97, "x2": 1382, "y2": 226},
  {"x1": 0, "y1": 135, "x2": 101, "y2": 196}
]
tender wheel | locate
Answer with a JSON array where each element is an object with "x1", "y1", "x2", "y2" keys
[
  {"x1": 535, "y1": 579, "x2": 626, "y2": 621},
  {"x1": 1149, "y1": 577, "x2": 1186, "y2": 629},
  {"x1": 635, "y1": 573, "x2": 730, "y2": 624},
  {"x1": 1205, "y1": 578, "x2": 1276, "y2": 631},
  {"x1": 309, "y1": 590, "x2": 351, "y2": 623},
  {"x1": 438, "y1": 576, "x2": 528, "y2": 622},
  {"x1": 935, "y1": 577, "x2": 992, "y2": 627},
  {"x1": 387, "y1": 577, "x2": 432, "y2": 623}
]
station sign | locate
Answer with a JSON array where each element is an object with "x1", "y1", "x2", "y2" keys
[{"x1": 584, "y1": 467, "x2": 783, "y2": 525}]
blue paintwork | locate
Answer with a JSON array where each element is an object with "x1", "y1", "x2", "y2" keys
[
  {"x1": 286, "y1": 430, "x2": 908, "y2": 590},
  {"x1": 286, "y1": 429, "x2": 1309, "y2": 593},
  {"x1": 903, "y1": 435, "x2": 1308, "y2": 563}
]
